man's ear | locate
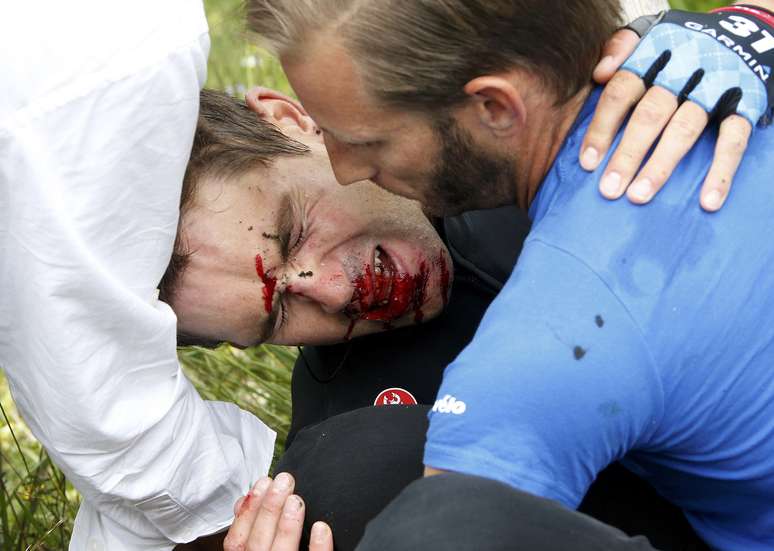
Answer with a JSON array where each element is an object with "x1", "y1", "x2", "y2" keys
[
  {"x1": 245, "y1": 86, "x2": 319, "y2": 136},
  {"x1": 463, "y1": 76, "x2": 526, "y2": 136}
]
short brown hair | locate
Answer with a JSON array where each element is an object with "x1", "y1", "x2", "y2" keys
[
  {"x1": 158, "y1": 89, "x2": 309, "y2": 310},
  {"x1": 247, "y1": 0, "x2": 621, "y2": 111}
]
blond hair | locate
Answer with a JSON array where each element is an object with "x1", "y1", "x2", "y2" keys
[{"x1": 247, "y1": 0, "x2": 621, "y2": 112}]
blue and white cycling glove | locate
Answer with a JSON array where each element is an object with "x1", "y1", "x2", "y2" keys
[{"x1": 622, "y1": 6, "x2": 774, "y2": 126}]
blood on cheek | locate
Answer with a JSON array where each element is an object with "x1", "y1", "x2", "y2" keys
[
  {"x1": 252, "y1": 250, "x2": 444, "y2": 339},
  {"x1": 254, "y1": 254, "x2": 277, "y2": 314}
]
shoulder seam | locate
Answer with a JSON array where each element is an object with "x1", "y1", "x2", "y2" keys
[{"x1": 529, "y1": 237, "x2": 666, "y2": 445}]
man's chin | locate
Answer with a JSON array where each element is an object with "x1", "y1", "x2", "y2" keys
[
  {"x1": 423, "y1": 194, "x2": 518, "y2": 218},
  {"x1": 343, "y1": 303, "x2": 444, "y2": 340},
  {"x1": 421, "y1": 201, "x2": 466, "y2": 219}
]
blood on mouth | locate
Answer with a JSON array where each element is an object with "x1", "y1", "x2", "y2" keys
[
  {"x1": 254, "y1": 247, "x2": 449, "y2": 340},
  {"x1": 344, "y1": 247, "x2": 430, "y2": 339}
]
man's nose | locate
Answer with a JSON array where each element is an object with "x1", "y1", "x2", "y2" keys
[
  {"x1": 323, "y1": 133, "x2": 377, "y2": 186},
  {"x1": 281, "y1": 264, "x2": 353, "y2": 314}
]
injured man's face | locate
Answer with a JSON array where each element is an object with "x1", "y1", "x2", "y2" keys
[{"x1": 167, "y1": 91, "x2": 452, "y2": 347}]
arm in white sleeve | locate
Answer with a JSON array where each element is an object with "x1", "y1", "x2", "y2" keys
[
  {"x1": 620, "y1": 0, "x2": 774, "y2": 25},
  {"x1": 0, "y1": 2, "x2": 275, "y2": 549},
  {"x1": 620, "y1": 0, "x2": 670, "y2": 23}
]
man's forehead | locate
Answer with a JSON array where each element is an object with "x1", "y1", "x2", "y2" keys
[
  {"x1": 283, "y1": 35, "x2": 392, "y2": 131},
  {"x1": 183, "y1": 172, "x2": 276, "y2": 244},
  {"x1": 194, "y1": 169, "x2": 272, "y2": 209}
]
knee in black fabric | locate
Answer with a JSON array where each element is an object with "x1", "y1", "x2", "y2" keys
[
  {"x1": 357, "y1": 473, "x2": 659, "y2": 551},
  {"x1": 274, "y1": 405, "x2": 430, "y2": 551},
  {"x1": 581, "y1": 464, "x2": 709, "y2": 551}
]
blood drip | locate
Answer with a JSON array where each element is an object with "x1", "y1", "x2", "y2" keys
[
  {"x1": 237, "y1": 493, "x2": 252, "y2": 517},
  {"x1": 254, "y1": 254, "x2": 277, "y2": 314},
  {"x1": 412, "y1": 261, "x2": 429, "y2": 323}
]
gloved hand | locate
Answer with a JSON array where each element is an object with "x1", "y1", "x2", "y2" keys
[
  {"x1": 580, "y1": 5, "x2": 774, "y2": 212},
  {"x1": 622, "y1": 7, "x2": 774, "y2": 126}
]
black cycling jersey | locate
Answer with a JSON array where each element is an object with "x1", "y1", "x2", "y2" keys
[{"x1": 287, "y1": 206, "x2": 530, "y2": 446}]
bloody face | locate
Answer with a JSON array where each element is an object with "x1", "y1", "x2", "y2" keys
[{"x1": 169, "y1": 138, "x2": 452, "y2": 347}]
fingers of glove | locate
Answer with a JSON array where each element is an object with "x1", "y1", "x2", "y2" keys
[
  {"x1": 593, "y1": 29, "x2": 641, "y2": 84},
  {"x1": 245, "y1": 473, "x2": 297, "y2": 550},
  {"x1": 309, "y1": 522, "x2": 334, "y2": 551},
  {"x1": 598, "y1": 85, "x2": 678, "y2": 200},
  {"x1": 581, "y1": 71, "x2": 646, "y2": 172},
  {"x1": 625, "y1": 101, "x2": 708, "y2": 204},
  {"x1": 224, "y1": 477, "x2": 273, "y2": 551},
  {"x1": 700, "y1": 114, "x2": 752, "y2": 212},
  {"x1": 267, "y1": 495, "x2": 306, "y2": 551}
]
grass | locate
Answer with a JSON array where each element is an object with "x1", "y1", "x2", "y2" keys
[
  {"x1": 0, "y1": 0, "x2": 725, "y2": 548},
  {"x1": 0, "y1": 343, "x2": 296, "y2": 551},
  {"x1": 203, "y1": 0, "x2": 293, "y2": 96},
  {"x1": 0, "y1": 3, "x2": 297, "y2": 546}
]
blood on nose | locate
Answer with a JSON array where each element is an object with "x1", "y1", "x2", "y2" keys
[
  {"x1": 285, "y1": 270, "x2": 313, "y2": 299},
  {"x1": 285, "y1": 268, "x2": 351, "y2": 313}
]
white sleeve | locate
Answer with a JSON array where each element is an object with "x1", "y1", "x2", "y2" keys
[
  {"x1": 619, "y1": 0, "x2": 670, "y2": 23},
  {"x1": 0, "y1": 2, "x2": 275, "y2": 550}
]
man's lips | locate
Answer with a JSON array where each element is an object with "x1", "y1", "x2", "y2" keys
[
  {"x1": 371, "y1": 245, "x2": 395, "y2": 307},
  {"x1": 344, "y1": 245, "x2": 429, "y2": 323},
  {"x1": 344, "y1": 246, "x2": 396, "y2": 316}
]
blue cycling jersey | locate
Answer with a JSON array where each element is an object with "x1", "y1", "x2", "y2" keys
[{"x1": 425, "y1": 89, "x2": 774, "y2": 551}]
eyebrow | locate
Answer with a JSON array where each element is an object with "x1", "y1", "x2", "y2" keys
[
  {"x1": 256, "y1": 304, "x2": 280, "y2": 344},
  {"x1": 255, "y1": 191, "x2": 296, "y2": 344}
]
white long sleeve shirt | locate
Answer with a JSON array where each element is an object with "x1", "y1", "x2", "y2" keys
[
  {"x1": 0, "y1": 0, "x2": 668, "y2": 549},
  {"x1": 620, "y1": 0, "x2": 669, "y2": 23},
  {"x1": 0, "y1": 2, "x2": 274, "y2": 550}
]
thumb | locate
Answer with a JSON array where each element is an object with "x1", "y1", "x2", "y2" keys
[
  {"x1": 309, "y1": 521, "x2": 333, "y2": 551},
  {"x1": 593, "y1": 29, "x2": 640, "y2": 84}
]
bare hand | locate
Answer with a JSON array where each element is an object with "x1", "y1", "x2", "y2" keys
[
  {"x1": 582, "y1": 28, "x2": 752, "y2": 212},
  {"x1": 223, "y1": 473, "x2": 333, "y2": 551}
]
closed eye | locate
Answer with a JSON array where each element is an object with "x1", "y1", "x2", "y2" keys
[
  {"x1": 278, "y1": 191, "x2": 306, "y2": 260},
  {"x1": 276, "y1": 296, "x2": 290, "y2": 334},
  {"x1": 289, "y1": 225, "x2": 305, "y2": 256},
  {"x1": 273, "y1": 199, "x2": 306, "y2": 338},
  {"x1": 275, "y1": 224, "x2": 306, "y2": 335}
]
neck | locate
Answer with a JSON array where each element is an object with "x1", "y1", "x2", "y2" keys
[{"x1": 514, "y1": 85, "x2": 591, "y2": 211}]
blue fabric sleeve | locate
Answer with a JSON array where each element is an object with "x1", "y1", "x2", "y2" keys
[{"x1": 424, "y1": 240, "x2": 665, "y2": 508}]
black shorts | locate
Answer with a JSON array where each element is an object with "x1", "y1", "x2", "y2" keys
[{"x1": 276, "y1": 405, "x2": 708, "y2": 551}]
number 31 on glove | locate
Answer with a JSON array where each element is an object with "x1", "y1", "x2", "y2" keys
[{"x1": 623, "y1": 6, "x2": 774, "y2": 126}]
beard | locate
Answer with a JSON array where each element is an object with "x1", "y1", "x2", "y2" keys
[{"x1": 424, "y1": 115, "x2": 519, "y2": 217}]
